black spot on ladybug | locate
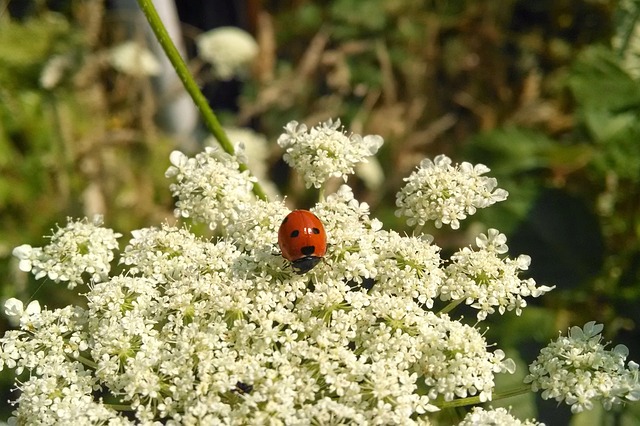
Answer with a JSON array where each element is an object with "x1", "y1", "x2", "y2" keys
[
  {"x1": 300, "y1": 246, "x2": 316, "y2": 256},
  {"x1": 290, "y1": 230, "x2": 299, "y2": 238},
  {"x1": 312, "y1": 227, "x2": 320, "y2": 234}
]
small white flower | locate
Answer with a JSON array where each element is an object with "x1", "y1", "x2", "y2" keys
[
  {"x1": 524, "y1": 322, "x2": 640, "y2": 413},
  {"x1": 40, "y1": 54, "x2": 72, "y2": 89},
  {"x1": 108, "y1": 41, "x2": 162, "y2": 76},
  {"x1": 4, "y1": 298, "x2": 25, "y2": 321},
  {"x1": 459, "y1": 406, "x2": 544, "y2": 426},
  {"x1": 11, "y1": 216, "x2": 121, "y2": 288},
  {"x1": 165, "y1": 147, "x2": 257, "y2": 230},
  {"x1": 12, "y1": 244, "x2": 34, "y2": 272},
  {"x1": 395, "y1": 154, "x2": 508, "y2": 229},
  {"x1": 277, "y1": 119, "x2": 383, "y2": 189},
  {"x1": 442, "y1": 229, "x2": 554, "y2": 320},
  {"x1": 197, "y1": 27, "x2": 258, "y2": 80},
  {"x1": 356, "y1": 156, "x2": 385, "y2": 190}
]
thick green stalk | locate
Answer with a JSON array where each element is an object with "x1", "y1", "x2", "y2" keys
[{"x1": 136, "y1": 0, "x2": 267, "y2": 200}]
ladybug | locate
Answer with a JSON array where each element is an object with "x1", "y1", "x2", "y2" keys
[{"x1": 278, "y1": 210, "x2": 327, "y2": 274}]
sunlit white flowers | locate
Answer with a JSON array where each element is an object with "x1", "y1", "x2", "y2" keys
[
  {"x1": 459, "y1": 407, "x2": 544, "y2": 426},
  {"x1": 442, "y1": 228, "x2": 555, "y2": 320},
  {"x1": 277, "y1": 119, "x2": 383, "y2": 188},
  {"x1": 165, "y1": 147, "x2": 257, "y2": 230},
  {"x1": 3, "y1": 298, "x2": 41, "y2": 328},
  {"x1": 11, "y1": 215, "x2": 121, "y2": 288},
  {"x1": 196, "y1": 26, "x2": 258, "y2": 80},
  {"x1": 396, "y1": 154, "x2": 508, "y2": 229},
  {"x1": 524, "y1": 321, "x2": 640, "y2": 413},
  {"x1": 1, "y1": 117, "x2": 637, "y2": 424}
]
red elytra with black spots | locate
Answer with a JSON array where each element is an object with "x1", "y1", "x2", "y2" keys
[{"x1": 277, "y1": 210, "x2": 327, "y2": 274}]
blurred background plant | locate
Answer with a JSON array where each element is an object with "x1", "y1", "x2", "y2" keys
[{"x1": 1, "y1": 0, "x2": 640, "y2": 424}]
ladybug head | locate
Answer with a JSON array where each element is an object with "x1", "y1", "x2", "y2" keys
[{"x1": 291, "y1": 256, "x2": 323, "y2": 274}]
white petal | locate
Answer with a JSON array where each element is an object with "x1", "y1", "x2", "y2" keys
[{"x1": 4, "y1": 298, "x2": 24, "y2": 319}]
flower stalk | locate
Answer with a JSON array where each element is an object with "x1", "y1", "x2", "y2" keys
[{"x1": 135, "y1": 0, "x2": 266, "y2": 200}]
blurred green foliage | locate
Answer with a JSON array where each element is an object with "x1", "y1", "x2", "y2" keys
[
  {"x1": 0, "y1": 7, "x2": 174, "y2": 310},
  {"x1": 2, "y1": 0, "x2": 640, "y2": 424}
]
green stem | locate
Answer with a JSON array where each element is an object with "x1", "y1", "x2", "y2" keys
[
  {"x1": 73, "y1": 353, "x2": 98, "y2": 369},
  {"x1": 105, "y1": 404, "x2": 135, "y2": 412},
  {"x1": 439, "y1": 298, "x2": 464, "y2": 315},
  {"x1": 135, "y1": 0, "x2": 267, "y2": 200},
  {"x1": 436, "y1": 385, "x2": 531, "y2": 409},
  {"x1": 318, "y1": 187, "x2": 326, "y2": 203}
]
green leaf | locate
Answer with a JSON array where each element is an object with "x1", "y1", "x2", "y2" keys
[{"x1": 567, "y1": 45, "x2": 640, "y2": 112}]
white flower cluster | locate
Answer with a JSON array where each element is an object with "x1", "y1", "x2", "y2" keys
[
  {"x1": 0, "y1": 301, "x2": 126, "y2": 424},
  {"x1": 524, "y1": 321, "x2": 640, "y2": 413},
  {"x1": 277, "y1": 119, "x2": 383, "y2": 188},
  {"x1": 2, "y1": 118, "x2": 635, "y2": 424},
  {"x1": 1, "y1": 209, "x2": 515, "y2": 423},
  {"x1": 443, "y1": 229, "x2": 555, "y2": 320},
  {"x1": 108, "y1": 41, "x2": 162, "y2": 77},
  {"x1": 11, "y1": 215, "x2": 121, "y2": 289},
  {"x1": 395, "y1": 154, "x2": 508, "y2": 229},
  {"x1": 0, "y1": 192, "x2": 515, "y2": 423},
  {"x1": 165, "y1": 147, "x2": 257, "y2": 230},
  {"x1": 196, "y1": 26, "x2": 258, "y2": 81},
  {"x1": 459, "y1": 407, "x2": 544, "y2": 426}
]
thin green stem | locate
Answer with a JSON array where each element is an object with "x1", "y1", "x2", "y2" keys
[
  {"x1": 436, "y1": 385, "x2": 531, "y2": 409},
  {"x1": 439, "y1": 298, "x2": 464, "y2": 315},
  {"x1": 105, "y1": 404, "x2": 135, "y2": 412},
  {"x1": 135, "y1": 0, "x2": 267, "y2": 200},
  {"x1": 72, "y1": 353, "x2": 98, "y2": 369}
]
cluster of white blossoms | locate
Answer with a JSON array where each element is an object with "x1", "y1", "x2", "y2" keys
[
  {"x1": 11, "y1": 215, "x2": 121, "y2": 288},
  {"x1": 396, "y1": 154, "x2": 509, "y2": 229},
  {"x1": 107, "y1": 41, "x2": 162, "y2": 77},
  {"x1": 277, "y1": 119, "x2": 384, "y2": 188},
  {"x1": 196, "y1": 26, "x2": 258, "y2": 81},
  {"x1": 165, "y1": 147, "x2": 257, "y2": 230},
  {"x1": 1, "y1": 118, "x2": 638, "y2": 424},
  {"x1": 525, "y1": 321, "x2": 640, "y2": 413},
  {"x1": 443, "y1": 228, "x2": 555, "y2": 320},
  {"x1": 458, "y1": 407, "x2": 543, "y2": 425}
]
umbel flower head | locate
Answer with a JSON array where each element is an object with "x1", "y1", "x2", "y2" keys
[
  {"x1": 396, "y1": 154, "x2": 508, "y2": 229},
  {"x1": 443, "y1": 229, "x2": 555, "y2": 321},
  {"x1": 459, "y1": 407, "x2": 544, "y2": 425},
  {"x1": 1, "y1": 117, "x2": 636, "y2": 424},
  {"x1": 12, "y1": 215, "x2": 121, "y2": 289},
  {"x1": 277, "y1": 119, "x2": 383, "y2": 188},
  {"x1": 196, "y1": 26, "x2": 258, "y2": 81},
  {"x1": 525, "y1": 321, "x2": 640, "y2": 413},
  {"x1": 165, "y1": 147, "x2": 257, "y2": 230}
]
